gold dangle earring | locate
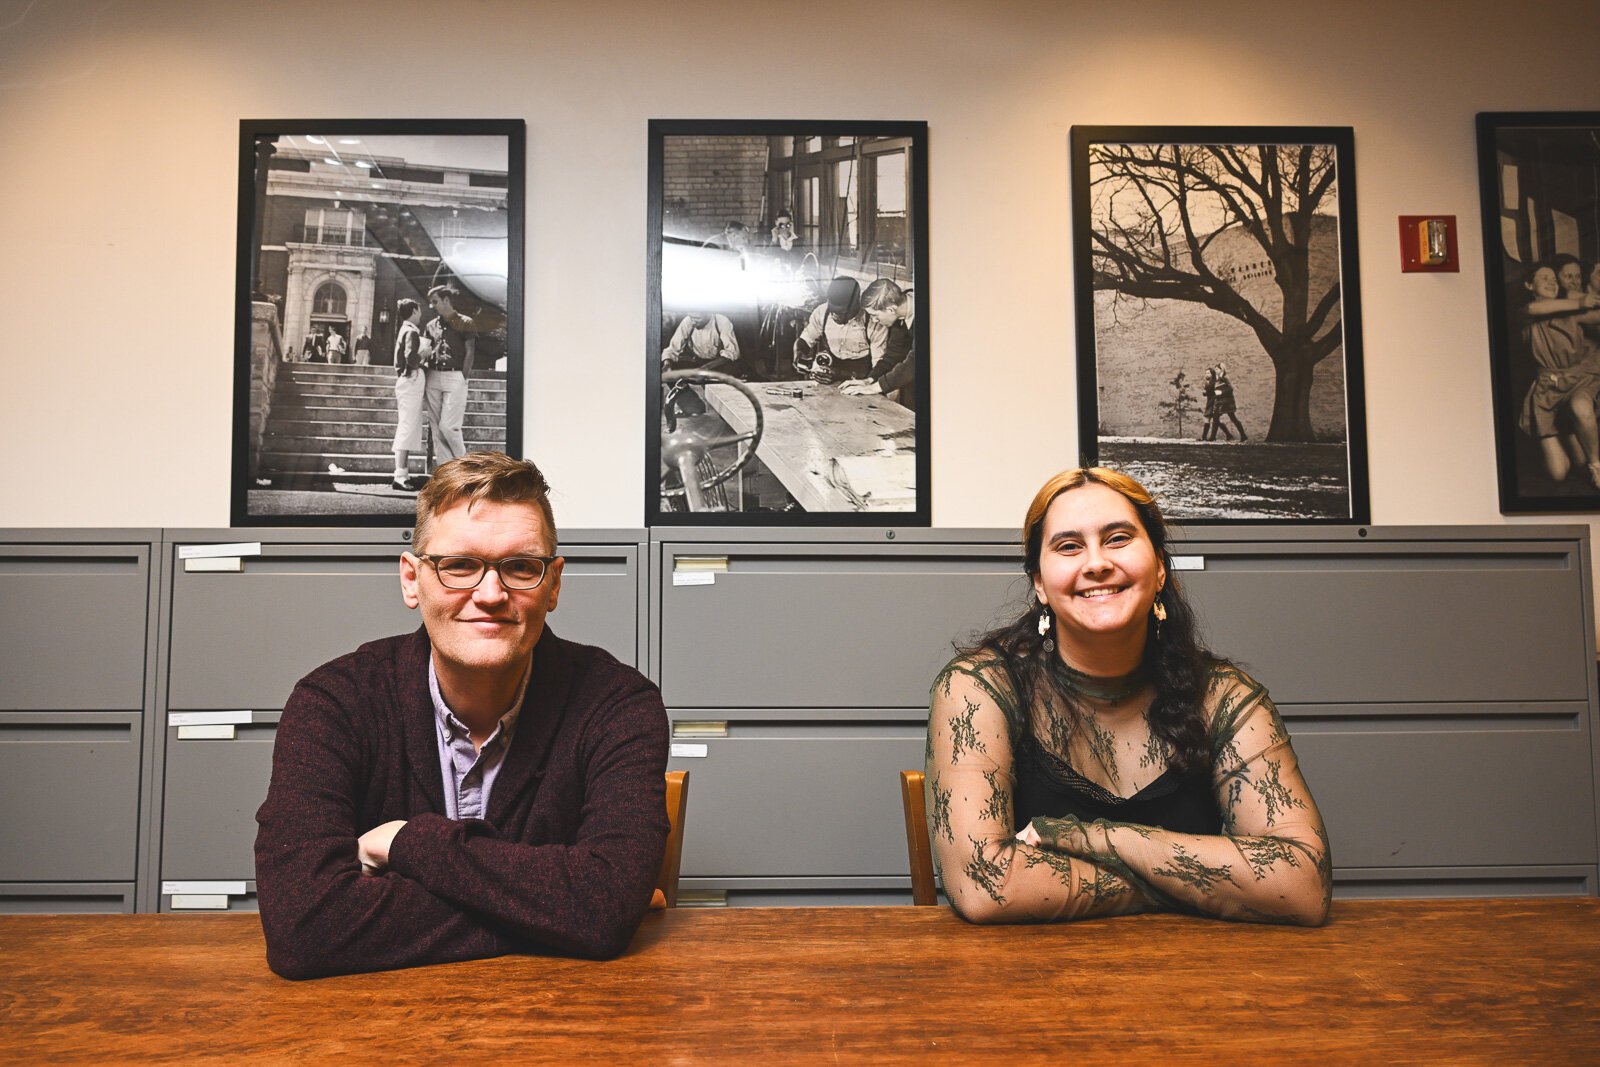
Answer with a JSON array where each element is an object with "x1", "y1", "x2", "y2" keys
[
  {"x1": 1038, "y1": 605, "x2": 1055, "y2": 653},
  {"x1": 1152, "y1": 597, "x2": 1168, "y2": 641}
]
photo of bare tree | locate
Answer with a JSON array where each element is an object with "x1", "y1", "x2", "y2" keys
[{"x1": 1071, "y1": 126, "x2": 1369, "y2": 522}]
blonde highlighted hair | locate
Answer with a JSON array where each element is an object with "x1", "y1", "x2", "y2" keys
[
  {"x1": 1021, "y1": 467, "x2": 1161, "y2": 581},
  {"x1": 413, "y1": 452, "x2": 557, "y2": 553}
]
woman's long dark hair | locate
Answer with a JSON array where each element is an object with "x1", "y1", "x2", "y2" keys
[{"x1": 961, "y1": 467, "x2": 1220, "y2": 775}]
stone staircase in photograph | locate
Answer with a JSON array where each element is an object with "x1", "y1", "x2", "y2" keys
[{"x1": 255, "y1": 364, "x2": 507, "y2": 491}]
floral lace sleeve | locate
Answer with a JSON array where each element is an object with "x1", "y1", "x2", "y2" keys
[
  {"x1": 926, "y1": 656, "x2": 1155, "y2": 923},
  {"x1": 1026, "y1": 666, "x2": 1331, "y2": 926}
]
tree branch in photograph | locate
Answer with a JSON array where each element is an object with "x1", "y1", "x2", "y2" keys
[{"x1": 1088, "y1": 140, "x2": 1344, "y2": 441}]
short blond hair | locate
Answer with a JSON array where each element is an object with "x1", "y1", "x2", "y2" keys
[{"x1": 413, "y1": 452, "x2": 557, "y2": 552}]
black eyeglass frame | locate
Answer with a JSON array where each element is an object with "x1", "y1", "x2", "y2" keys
[{"x1": 412, "y1": 553, "x2": 559, "y2": 591}]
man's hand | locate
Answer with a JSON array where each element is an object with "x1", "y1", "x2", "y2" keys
[
  {"x1": 357, "y1": 820, "x2": 408, "y2": 875},
  {"x1": 840, "y1": 378, "x2": 883, "y2": 396}
]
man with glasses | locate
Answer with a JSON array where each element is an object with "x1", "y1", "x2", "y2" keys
[
  {"x1": 256, "y1": 452, "x2": 669, "y2": 979},
  {"x1": 766, "y1": 210, "x2": 807, "y2": 275},
  {"x1": 758, "y1": 210, "x2": 817, "y2": 378}
]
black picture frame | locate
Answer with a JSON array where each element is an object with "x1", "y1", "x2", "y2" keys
[
  {"x1": 231, "y1": 118, "x2": 525, "y2": 526},
  {"x1": 1070, "y1": 125, "x2": 1370, "y2": 524},
  {"x1": 645, "y1": 120, "x2": 930, "y2": 526},
  {"x1": 1476, "y1": 112, "x2": 1600, "y2": 514}
]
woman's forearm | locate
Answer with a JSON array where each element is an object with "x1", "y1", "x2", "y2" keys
[
  {"x1": 941, "y1": 831, "x2": 1159, "y2": 924},
  {"x1": 1029, "y1": 816, "x2": 1331, "y2": 926}
]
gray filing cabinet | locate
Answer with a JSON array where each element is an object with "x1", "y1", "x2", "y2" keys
[
  {"x1": 650, "y1": 525, "x2": 1600, "y2": 905},
  {"x1": 5, "y1": 522, "x2": 1596, "y2": 913},
  {"x1": 0, "y1": 530, "x2": 161, "y2": 913},
  {"x1": 652, "y1": 528, "x2": 1027, "y2": 905},
  {"x1": 1176, "y1": 528, "x2": 1600, "y2": 898},
  {"x1": 146, "y1": 527, "x2": 648, "y2": 913}
]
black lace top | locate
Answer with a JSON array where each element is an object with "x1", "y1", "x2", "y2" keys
[
  {"x1": 1013, "y1": 732, "x2": 1222, "y2": 837},
  {"x1": 925, "y1": 654, "x2": 1330, "y2": 925}
]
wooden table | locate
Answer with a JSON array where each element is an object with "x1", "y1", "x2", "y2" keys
[
  {"x1": 4, "y1": 901, "x2": 1597, "y2": 1062},
  {"x1": 704, "y1": 381, "x2": 914, "y2": 512}
]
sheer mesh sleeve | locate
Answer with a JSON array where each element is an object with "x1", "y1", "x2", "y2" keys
[
  {"x1": 1026, "y1": 666, "x2": 1331, "y2": 926},
  {"x1": 926, "y1": 656, "x2": 1154, "y2": 924}
]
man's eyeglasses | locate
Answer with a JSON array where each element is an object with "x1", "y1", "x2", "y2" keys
[{"x1": 413, "y1": 554, "x2": 557, "y2": 591}]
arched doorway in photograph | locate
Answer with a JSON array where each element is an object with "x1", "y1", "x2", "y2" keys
[{"x1": 309, "y1": 279, "x2": 351, "y2": 362}]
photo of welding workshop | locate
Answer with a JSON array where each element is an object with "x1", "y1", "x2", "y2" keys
[{"x1": 647, "y1": 123, "x2": 928, "y2": 522}]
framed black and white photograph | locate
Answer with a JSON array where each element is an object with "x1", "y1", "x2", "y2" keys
[
  {"x1": 1071, "y1": 126, "x2": 1369, "y2": 523},
  {"x1": 1477, "y1": 112, "x2": 1600, "y2": 514},
  {"x1": 645, "y1": 120, "x2": 929, "y2": 526},
  {"x1": 231, "y1": 119, "x2": 524, "y2": 526}
]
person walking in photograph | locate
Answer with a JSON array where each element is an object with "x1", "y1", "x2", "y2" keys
[
  {"x1": 1200, "y1": 366, "x2": 1228, "y2": 441},
  {"x1": 304, "y1": 329, "x2": 324, "y2": 363},
  {"x1": 423, "y1": 285, "x2": 475, "y2": 467},
  {"x1": 391, "y1": 299, "x2": 427, "y2": 493},
  {"x1": 1211, "y1": 364, "x2": 1247, "y2": 441},
  {"x1": 326, "y1": 329, "x2": 347, "y2": 365}
]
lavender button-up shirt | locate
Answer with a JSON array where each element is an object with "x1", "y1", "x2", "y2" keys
[{"x1": 429, "y1": 657, "x2": 532, "y2": 821}]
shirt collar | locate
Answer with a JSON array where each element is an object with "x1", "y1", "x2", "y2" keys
[{"x1": 428, "y1": 655, "x2": 532, "y2": 745}]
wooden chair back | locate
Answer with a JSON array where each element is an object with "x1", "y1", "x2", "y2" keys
[
  {"x1": 899, "y1": 770, "x2": 938, "y2": 906},
  {"x1": 656, "y1": 770, "x2": 690, "y2": 908}
]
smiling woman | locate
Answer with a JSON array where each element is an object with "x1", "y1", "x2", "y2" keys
[{"x1": 925, "y1": 467, "x2": 1330, "y2": 927}]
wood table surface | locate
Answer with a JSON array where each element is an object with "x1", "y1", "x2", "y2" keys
[
  {"x1": 704, "y1": 381, "x2": 914, "y2": 512},
  {"x1": 3, "y1": 900, "x2": 1597, "y2": 1063}
]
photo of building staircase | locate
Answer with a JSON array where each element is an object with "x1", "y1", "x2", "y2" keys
[{"x1": 255, "y1": 363, "x2": 507, "y2": 493}]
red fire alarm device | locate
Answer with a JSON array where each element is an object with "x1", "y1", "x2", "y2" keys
[{"x1": 1399, "y1": 215, "x2": 1458, "y2": 273}]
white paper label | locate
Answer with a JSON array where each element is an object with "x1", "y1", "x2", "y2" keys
[
  {"x1": 1169, "y1": 555, "x2": 1205, "y2": 571},
  {"x1": 185, "y1": 557, "x2": 242, "y2": 572},
  {"x1": 670, "y1": 743, "x2": 709, "y2": 758},
  {"x1": 672, "y1": 571, "x2": 715, "y2": 586},
  {"x1": 163, "y1": 881, "x2": 247, "y2": 895},
  {"x1": 179, "y1": 542, "x2": 262, "y2": 560},
  {"x1": 177, "y1": 724, "x2": 236, "y2": 740},
  {"x1": 169, "y1": 895, "x2": 231, "y2": 910},
  {"x1": 169, "y1": 711, "x2": 253, "y2": 727}
]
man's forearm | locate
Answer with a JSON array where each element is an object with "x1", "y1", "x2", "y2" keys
[
  {"x1": 386, "y1": 812, "x2": 661, "y2": 959},
  {"x1": 256, "y1": 826, "x2": 511, "y2": 979}
]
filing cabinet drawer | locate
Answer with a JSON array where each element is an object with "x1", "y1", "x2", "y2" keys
[
  {"x1": 0, "y1": 883, "x2": 136, "y2": 913},
  {"x1": 167, "y1": 541, "x2": 423, "y2": 710},
  {"x1": 1179, "y1": 541, "x2": 1589, "y2": 704},
  {"x1": 0, "y1": 544, "x2": 151, "y2": 710},
  {"x1": 0, "y1": 714, "x2": 140, "y2": 881},
  {"x1": 1289, "y1": 703, "x2": 1598, "y2": 868},
  {"x1": 667, "y1": 722, "x2": 926, "y2": 878},
  {"x1": 161, "y1": 717, "x2": 279, "y2": 881},
  {"x1": 660, "y1": 543, "x2": 1022, "y2": 708}
]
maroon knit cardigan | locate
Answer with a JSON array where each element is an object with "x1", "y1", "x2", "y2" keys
[{"x1": 254, "y1": 626, "x2": 669, "y2": 980}]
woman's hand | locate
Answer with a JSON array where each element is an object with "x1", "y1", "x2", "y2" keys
[{"x1": 1021, "y1": 815, "x2": 1112, "y2": 858}]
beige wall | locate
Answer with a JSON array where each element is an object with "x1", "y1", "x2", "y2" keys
[{"x1": 3, "y1": 0, "x2": 1598, "y2": 627}]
